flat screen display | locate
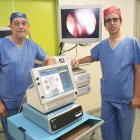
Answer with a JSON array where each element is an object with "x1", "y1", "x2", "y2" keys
[
  {"x1": 39, "y1": 66, "x2": 74, "y2": 99},
  {"x1": 0, "y1": 30, "x2": 11, "y2": 38},
  {"x1": 58, "y1": 5, "x2": 102, "y2": 44}
]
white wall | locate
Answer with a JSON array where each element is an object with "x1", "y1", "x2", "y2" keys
[{"x1": 58, "y1": 0, "x2": 135, "y2": 111}]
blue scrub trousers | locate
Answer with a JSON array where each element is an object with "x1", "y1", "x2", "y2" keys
[
  {"x1": 101, "y1": 100, "x2": 135, "y2": 140},
  {"x1": 1, "y1": 108, "x2": 19, "y2": 140}
]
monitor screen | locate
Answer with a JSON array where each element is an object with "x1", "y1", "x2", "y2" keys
[
  {"x1": 39, "y1": 66, "x2": 74, "y2": 99},
  {"x1": 31, "y1": 63, "x2": 77, "y2": 103},
  {"x1": 0, "y1": 27, "x2": 11, "y2": 38},
  {"x1": 27, "y1": 63, "x2": 77, "y2": 113},
  {"x1": 58, "y1": 5, "x2": 102, "y2": 44}
]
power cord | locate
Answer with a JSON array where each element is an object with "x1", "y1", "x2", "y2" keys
[{"x1": 18, "y1": 84, "x2": 34, "y2": 113}]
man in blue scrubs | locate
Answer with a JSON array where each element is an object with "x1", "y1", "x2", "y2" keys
[
  {"x1": 0, "y1": 12, "x2": 55, "y2": 140},
  {"x1": 71, "y1": 6, "x2": 140, "y2": 140}
]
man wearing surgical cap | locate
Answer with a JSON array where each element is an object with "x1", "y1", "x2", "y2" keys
[
  {"x1": 10, "y1": 12, "x2": 27, "y2": 23},
  {"x1": 71, "y1": 6, "x2": 140, "y2": 140},
  {"x1": 104, "y1": 6, "x2": 121, "y2": 18},
  {"x1": 0, "y1": 12, "x2": 55, "y2": 140}
]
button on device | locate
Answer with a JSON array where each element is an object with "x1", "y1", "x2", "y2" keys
[
  {"x1": 37, "y1": 82, "x2": 41, "y2": 85},
  {"x1": 53, "y1": 124, "x2": 56, "y2": 129},
  {"x1": 36, "y1": 77, "x2": 39, "y2": 80}
]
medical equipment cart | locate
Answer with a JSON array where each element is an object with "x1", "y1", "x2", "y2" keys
[{"x1": 7, "y1": 112, "x2": 104, "y2": 140}]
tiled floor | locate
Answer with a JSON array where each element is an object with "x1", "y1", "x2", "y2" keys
[{"x1": 0, "y1": 109, "x2": 140, "y2": 140}]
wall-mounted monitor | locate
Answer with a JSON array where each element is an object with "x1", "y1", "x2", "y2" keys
[
  {"x1": 0, "y1": 27, "x2": 11, "y2": 38},
  {"x1": 58, "y1": 5, "x2": 102, "y2": 44},
  {"x1": 26, "y1": 63, "x2": 77, "y2": 113}
]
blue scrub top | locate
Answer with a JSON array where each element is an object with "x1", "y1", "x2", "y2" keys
[
  {"x1": 91, "y1": 36, "x2": 140, "y2": 103},
  {"x1": 0, "y1": 37, "x2": 46, "y2": 109}
]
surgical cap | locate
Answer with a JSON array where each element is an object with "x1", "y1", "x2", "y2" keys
[
  {"x1": 103, "y1": 6, "x2": 121, "y2": 18},
  {"x1": 10, "y1": 12, "x2": 27, "y2": 23}
]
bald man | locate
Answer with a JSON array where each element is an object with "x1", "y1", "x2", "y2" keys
[{"x1": 71, "y1": 6, "x2": 140, "y2": 140}]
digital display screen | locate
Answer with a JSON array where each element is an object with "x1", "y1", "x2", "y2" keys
[
  {"x1": 0, "y1": 30, "x2": 11, "y2": 38},
  {"x1": 39, "y1": 66, "x2": 74, "y2": 99},
  {"x1": 61, "y1": 8, "x2": 100, "y2": 39}
]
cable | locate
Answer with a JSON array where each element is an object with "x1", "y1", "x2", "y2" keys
[
  {"x1": 59, "y1": 42, "x2": 65, "y2": 55},
  {"x1": 61, "y1": 43, "x2": 78, "y2": 54},
  {"x1": 73, "y1": 44, "x2": 78, "y2": 61},
  {"x1": 18, "y1": 84, "x2": 34, "y2": 113},
  {"x1": 28, "y1": 31, "x2": 32, "y2": 40}
]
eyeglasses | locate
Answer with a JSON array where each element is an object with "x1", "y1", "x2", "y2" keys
[
  {"x1": 12, "y1": 21, "x2": 28, "y2": 27},
  {"x1": 105, "y1": 18, "x2": 120, "y2": 24}
]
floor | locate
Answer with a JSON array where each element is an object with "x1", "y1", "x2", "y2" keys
[
  {"x1": 0, "y1": 109, "x2": 140, "y2": 140},
  {"x1": 88, "y1": 108, "x2": 140, "y2": 140}
]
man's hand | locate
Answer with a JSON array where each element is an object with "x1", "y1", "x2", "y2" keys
[
  {"x1": 71, "y1": 56, "x2": 94, "y2": 68},
  {"x1": 44, "y1": 56, "x2": 56, "y2": 65},
  {"x1": 0, "y1": 100, "x2": 8, "y2": 117},
  {"x1": 131, "y1": 64, "x2": 140, "y2": 109},
  {"x1": 71, "y1": 59, "x2": 80, "y2": 68},
  {"x1": 47, "y1": 58, "x2": 56, "y2": 65},
  {"x1": 130, "y1": 96, "x2": 140, "y2": 109}
]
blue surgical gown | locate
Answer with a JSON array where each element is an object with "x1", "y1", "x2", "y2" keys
[
  {"x1": 0, "y1": 37, "x2": 46, "y2": 109},
  {"x1": 91, "y1": 36, "x2": 140, "y2": 140}
]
